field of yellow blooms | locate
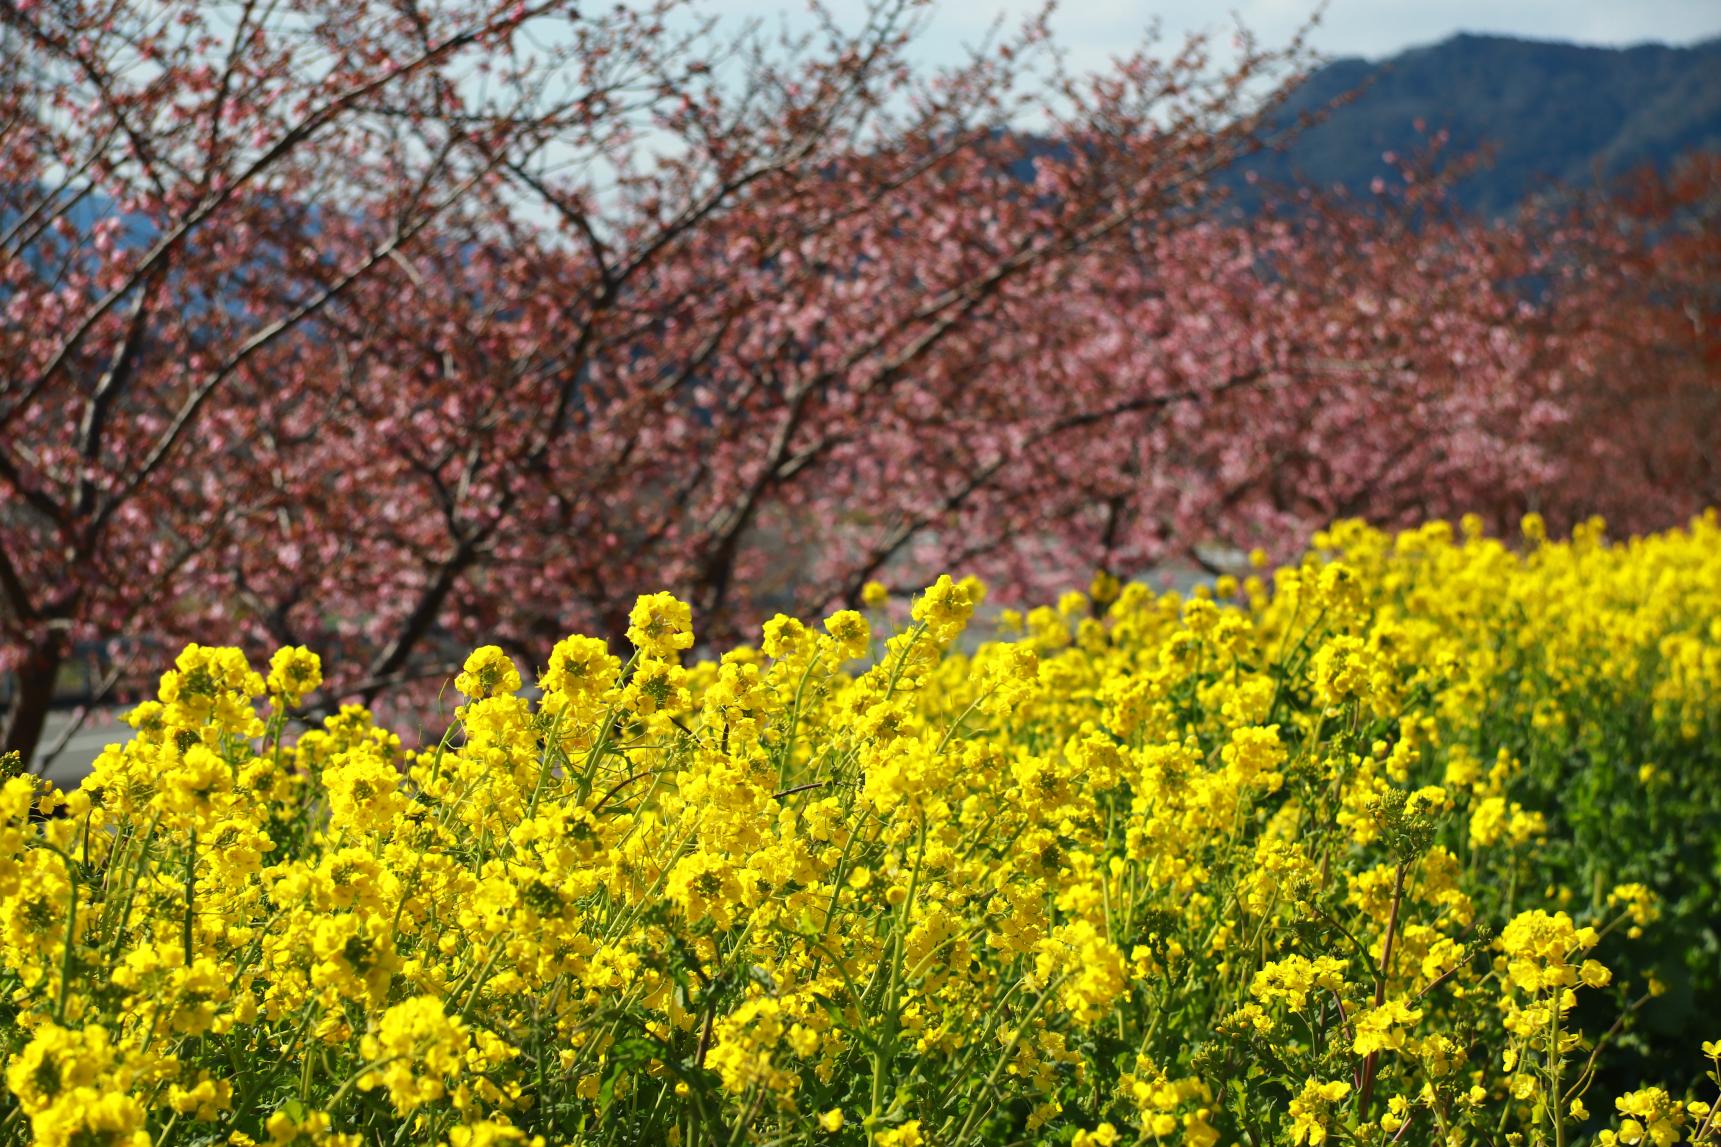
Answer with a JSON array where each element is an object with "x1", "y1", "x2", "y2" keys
[{"x1": 3, "y1": 514, "x2": 1720, "y2": 1147}]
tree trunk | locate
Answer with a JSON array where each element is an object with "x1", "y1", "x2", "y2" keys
[{"x1": 1, "y1": 638, "x2": 62, "y2": 768}]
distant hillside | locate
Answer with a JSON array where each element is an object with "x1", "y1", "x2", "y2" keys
[{"x1": 1232, "y1": 33, "x2": 1721, "y2": 214}]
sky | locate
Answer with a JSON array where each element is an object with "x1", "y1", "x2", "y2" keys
[{"x1": 695, "y1": 1, "x2": 1721, "y2": 74}]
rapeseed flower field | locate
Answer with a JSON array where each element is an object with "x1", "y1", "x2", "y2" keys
[{"x1": 3, "y1": 514, "x2": 1719, "y2": 1147}]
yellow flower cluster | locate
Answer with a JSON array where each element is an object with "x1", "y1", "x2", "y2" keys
[{"x1": 2, "y1": 513, "x2": 1719, "y2": 1146}]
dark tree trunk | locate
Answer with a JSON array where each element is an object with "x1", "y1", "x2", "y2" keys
[{"x1": 1, "y1": 638, "x2": 62, "y2": 767}]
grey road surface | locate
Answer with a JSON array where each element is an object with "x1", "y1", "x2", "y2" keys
[{"x1": 29, "y1": 711, "x2": 131, "y2": 791}]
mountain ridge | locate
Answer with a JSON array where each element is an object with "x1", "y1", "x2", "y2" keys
[{"x1": 1229, "y1": 31, "x2": 1721, "y2": 213}]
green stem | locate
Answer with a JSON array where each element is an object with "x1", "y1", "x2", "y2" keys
[
  {"x1": 1358, "y1": 860, "x2": 1406, "y2": 1120},
  {"x1": 181, "y1": 828, "x2": 197, "y2": 967},
  {"x1": 39, "y1": 842, "x2": 80, "y2": 1023}
]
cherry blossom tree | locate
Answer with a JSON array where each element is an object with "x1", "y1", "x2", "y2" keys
[
  {"x1": 1536, "y1": 152, "x2": 1721, "y2": 527},
  {"x1": 1, "y1": 0, "x2": 728, "y2": 753},
  {"x1": 1, "y1": 0, "x2": 1706, "y2": 763}
]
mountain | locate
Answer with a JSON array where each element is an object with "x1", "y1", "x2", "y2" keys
[{"x1": 1231, "y1": 33, "x2": 1721, "y2": 215}]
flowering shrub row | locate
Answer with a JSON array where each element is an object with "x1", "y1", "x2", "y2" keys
[{"x1": 2, "y1": 514, "x2": 1719, "y2": 1146}]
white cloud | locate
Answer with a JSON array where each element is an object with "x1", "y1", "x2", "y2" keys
[{"x1": 686, "y1": 0, "x2": 1721, "y2": 72}]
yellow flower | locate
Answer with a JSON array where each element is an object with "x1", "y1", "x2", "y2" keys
[
  {"x1": 1607, "y1": 883, "x2": 1660, "y2": 939},
  {"x1": 622, "y1": 657, "x2": 690, "y2": 716},
  {"x1": 875, "y1": 1123, "x2": 923, "y2": 1147},
  {"x1": 705, "y1": 997, "x2": 800, "y2": 1096},
  {"x1": 1090, "y1": 570, "x2": 1122, "y2": 604},
  {"x1": 1610, "y1": 1087, "x2": 1685, "y2": 1147},
  {"x1": 1251, "y1": 955, "x2": 1347, "y2": 1010},
  {"x1": 1032, "y1": 919, "x2": 1128, "y2": 1025},
  {"x1": 445, "y1": 1119, "x2": 543, "y2": 1147},
  {"x1": 911, "y1": 574, "x2": 977, "y2": 643},
  {"x1": 157, "y1": 643, "x2": 266, "y2": 736},
  {"x1": 8, "y1": 513, "x2": 1719, "y2": 1147},
  {"x1": 263, "y1": 1108, "x2": 359, "y2": 1146},
  {"x1": 1288, "y1": 1078, "x2": 1352, "y2": 1145},
  {"x1": 167, "y1": 1073, "x2": 232, "y2": 1121},
  {"x1": 1073, "y1": 1123, "x2": 1120, "y2": 1147},
  {"x1": 156, "y1": 743, "x2": 235, "y2": 827},
  {"x1": 323, "y1": 746, "x2": 408, "y2": 836},
  {"x1": 455, "y1": 645, "x2": 522, "y2": 700},
  {"x1": 627, "y1": 591, "x2": 694, "y2": 658},
  {"x1": 266, "y1": 646, "x2": 323, "y2": 706},
  {"x1": 761, "y1": 614, "x2": 810, "y2": 660},
  {"x1": 1222, "y1": 724, "x2": 1287, "y2": 792},
  {"x1": 4, "y1": 1024, "x2": 148, "y2": 1147},
  {"x1": 1499, "y1": 909, "x2": 1598, "y2": 993},
  {"x1": 823, "y1": 609, "x2": 871, "y2": 660},
  {"x1": 358, "y1": 996, "x2": 469, "y2": 1114},
  {"x1": 1352, "y1": 1000, "x2": 1423, "y2": 1056},
  {"x1": 1310, "y1": 634, "x2": 1373, "y2": 710},
  {"x1": 539, "y1": 634, "x2": 618, "y2": 700}
]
